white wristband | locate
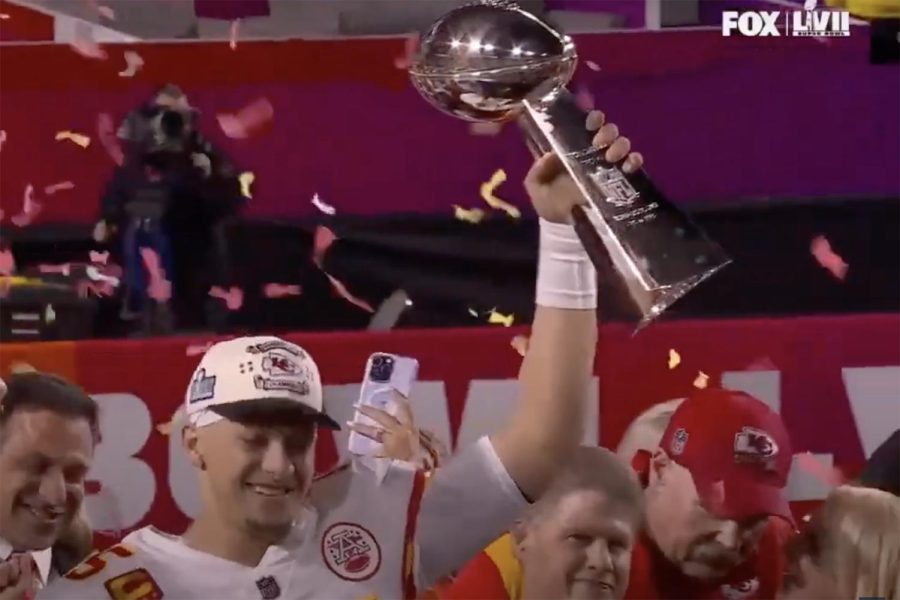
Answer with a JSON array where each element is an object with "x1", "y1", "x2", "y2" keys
[{"x1": 536, "y1": 218, "x2": 598, "y2": 309}]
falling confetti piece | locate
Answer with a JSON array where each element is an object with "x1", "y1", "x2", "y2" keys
[
  {"x1": 511, "y1": 335, "x2": 530, "y2": 357},
  {"x1": 393, "y1": 34, "x2": 419, "y2": 69},
  {"x1": 668, "y1": 349, "x2": 681, "y2": 369},
  {"x1": 810, "y1": 235, "x2": 848, "y2": 281},
  {"x1": 467, "y1": 307, "x2": 479, "y2": 318},
  {"x1": 185, "y1": 342, "x2": 214, "y2": 357},
  {"x1": 574, "y1": 85, "x2": 595, "y2": 111},
  {"x1": 69, "y1": 22, "x2": 107, "y2": 60},
  {"x1": 85, "y1": 265, "x2": 120, "y2": 290},
  {"x1": 693, "y1": 371, "x2": 709, "y2": 389},
  {"x1": 217, "y1": 97, "x2": 273, "y2": 140},
  {"x1": 585, "y1": 60, "x2": 601, "y2": 71},
  {"x1": 118, "y1": 50, "x2": 143, "y2": 77},
  {"x1": 453, "y1": 205, "x2": 486, "y2": 224},
  {"x1": 312, "y1": 225, "x2": 337, "y2": 267},
  {"x1": 263, "y1": 283, "x2": 302, "y2": 298},
  {"x1": 311, "y1": 193, "x2": 336, "y2": 216},
  {"x1": 480, "y1": 169, "x2": 521, "y2": 219},
  {"x1": 469, "y1": 122, "x2": 504, "y2": 136},
  {"x1": 802, "y1": 514, "x2": 812, "y2": 523},
  {"x1": 45, "y1": 304, "x2": 56, "y2": 324},
  {"x1": 229, "y1": 19, "x2": 240, "y2": 50},
  {"x1": 55, "y1": 131, "x2": 91, "y2": 149},
  {"x1": 156, "y1": 421, "x2": 173, "y2": 436},
  {"x1": 0, "y1": 130, "x2": 6, "y2": 151},
  {"x1": 140, "y1": 247, "x2": 171, "y2": 302},
  {"x1": 488, "y1": 309, "x2": 514, "y2": 327},
  {"x1": 238, "y1": 172, "x2": 255, "y2": 199},
  {"x1": 38, "y1": 263, "x2": 71, "y2": 276},
  {"x1": 209, "y1": 286, "x2": 244, "y2": 311},
  {"x1": 0, "y1": 13, "x2": 9, "y2": 19},
  {"x1": 44, "y1": 181, "x2": 75, "y2": 195},
  {"x1": 795, "y1": 452, "x2": 845, "y2": 487},
  {"x1": 97, "y1": 113, "x2": 124, "y2": 166},
  {"x1": 85, "y1": 0, "x2": 114, "y2": 19},
  {"x1": 745, "y1": 355, "x2": 778, "y2": 371},
  {"x1": 325, "y1": 273, "x2": 374, "y2": 313},
  {"x1": 9, "y1": 362, "x2": 37, "y2": 374},
  {"x1": 89, "y1": 250, "x2": 109, "y2": 264},
  {"x1": 0, "y1": 249, "x2": 15, "y2": 275},
  {"x1": 11, "y1": 184, "x2": 42, "y2": 227}
]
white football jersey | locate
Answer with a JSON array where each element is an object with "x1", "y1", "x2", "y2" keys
[{"x1": 39, "y1": 437, "x2": 525, "y2": 599}]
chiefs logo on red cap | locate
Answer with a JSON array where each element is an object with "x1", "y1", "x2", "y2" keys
[{"x1": 734, "y1": 427, "x2": 779, "y2": 470}]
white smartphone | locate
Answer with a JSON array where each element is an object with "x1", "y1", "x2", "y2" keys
[{"x1": 347, "y1": 352, "x2": 419, "y2": 457}]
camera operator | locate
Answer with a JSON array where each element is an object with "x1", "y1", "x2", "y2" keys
[{"x1": 94, "y1": 84, "x2": 244, "y2": 332}]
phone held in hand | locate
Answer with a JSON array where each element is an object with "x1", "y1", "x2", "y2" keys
[{"x1": 347, "y1": 353, "x2": 419, "y2": 457}]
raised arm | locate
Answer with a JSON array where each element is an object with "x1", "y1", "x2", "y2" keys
[
  {"x1": 490, "y1": 111, "x2": 643, "y2": 499},
  {"x1": 413, "y1": 114, "x2": 643, "y2": 588}
]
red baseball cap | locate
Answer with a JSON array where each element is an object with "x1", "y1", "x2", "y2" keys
[{"x1": 659, "y1": 388, "x2": 793, "y2": 523}]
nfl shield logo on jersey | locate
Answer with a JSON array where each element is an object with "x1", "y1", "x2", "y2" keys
[{"x1": 255, "y1": 576, "x2": 281, "y2": 600}]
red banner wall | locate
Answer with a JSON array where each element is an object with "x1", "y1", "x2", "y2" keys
[{"x1": 1, "y1": 313, "x2": 898, "y2": 536}]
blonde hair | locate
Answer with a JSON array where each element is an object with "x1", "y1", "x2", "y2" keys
[
  {"x1": 788, "y1": 486, "x2": 900, "y2": 599},
  {"x1": 822, "y1": 486, "x2": 900, "y2": 599},
  {"x1": 615, "y1": 398, "x2": 684, "y2": 461}
]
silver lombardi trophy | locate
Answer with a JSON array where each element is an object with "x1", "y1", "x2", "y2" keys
[{"x1": 408, "y1": 1, "x2": 731, "y2": 327}]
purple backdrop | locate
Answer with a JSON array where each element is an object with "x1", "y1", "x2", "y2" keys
[{"x1": 0, "y1": 30, "x2": 896, "y2": 225}]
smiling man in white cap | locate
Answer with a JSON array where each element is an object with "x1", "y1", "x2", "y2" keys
[{"x1": 39, "y1": 112, "x2": 641, "y2": 600}]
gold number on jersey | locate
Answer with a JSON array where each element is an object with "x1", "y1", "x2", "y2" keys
[{"x1": 65, "y1": 544, "x2": 134, "y2": 581}]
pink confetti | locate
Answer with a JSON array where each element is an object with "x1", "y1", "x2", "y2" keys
[
  {"x1": 811, "y1": 235, "x2": 848, "y2": 281},
  {"x1": 89, "y1": 250, "x2": 109, "y2": 264},
  {"x1": 217, "y1": 97, "x2": 273, "y2": 140},
  {"x1": 393, "y1": 34, "x2": 419, "y2": 69},
  {"x1": 38, "y1": 263, "x2": 72, "y2": 276},
  {"x1": 140, "y1": 247, "x2": 172, "y2": 302},
  {"x1": 69, "y1": 23, "x2": 108, "y2": 60},
  {"x1": 209, "y1": 285, "x2": 244, "y2": 311},
  {"x1": 795, "y1": 452, "x2": 845, "y2": 488},
  {"x1": 85, "y1": 0, "x2": 115, "y2": 19},
  {"x1": 97, "y1": 113, "x2": 124, "y2": 166},
  {"x1": 0, "y1": 249, "x2": 15, "y2": 275},
  {"x1": 76, "y1": 279, "x2": 113, "y2": 299},
  {"x1": 585, "y1": 60, "x2": 601, "y2": 72},
  {"x1": 745, "y1": 356, "x2": 778, "y2": 371},
  {"x1": 186, "y1": 342, "x2": 214, "y2": 357},
  {"x1": 469, "y1": 122, "x2": 504, "y2": 136},
  {"x1": 0, "y1": 129, "x2": 6, "y2": 151},
  {"x1": 44, "y1": 181, "x2": 75, "y2": 195},
  {"x1": 11, "y1": 184, "x2": 42, "y2": 227},
  {"x1": 118, "y1": 50, "x2": 143, "y2": 78},
  {"x1": 312, "y1": 225, "x2": 337, "y2": 267},
  {"x1": 263, "y1": 283, "x2": 302, "y2": 298},
  {"x1": 574, "y1": 85, "x2": 595, "y2": 111},
  {"x1": 229, "y1": 19, "x2": 240, "y2": 50},
  {"x1": 325, "y1": 273, "x2": 374, "y2": 313}
]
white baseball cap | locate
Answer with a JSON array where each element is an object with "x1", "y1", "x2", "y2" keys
[{"x1": 184, "y1": 335, "x2": 340, "y2": 429}]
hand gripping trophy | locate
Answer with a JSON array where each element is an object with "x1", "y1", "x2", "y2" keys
[{"x1": 409, "y1": 1, "x2": 731, "y2": 328}]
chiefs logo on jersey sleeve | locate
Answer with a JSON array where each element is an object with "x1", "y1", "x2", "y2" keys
[
  {"x1": 103, "y1": 568, "x2": 164, "y2": 600},
  {"x1": 321, "y1": 522, "x2": 382, "y2": 581}
]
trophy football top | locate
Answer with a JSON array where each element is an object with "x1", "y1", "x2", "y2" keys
[{"x1": 409, "y1": 2, "x2": 577, "y2": 122}]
